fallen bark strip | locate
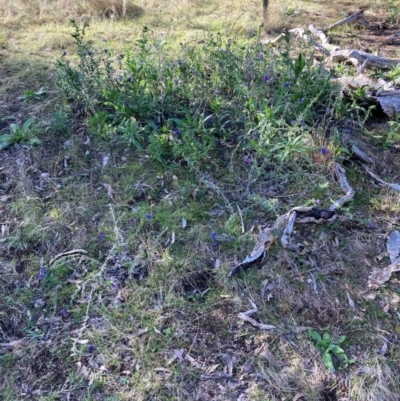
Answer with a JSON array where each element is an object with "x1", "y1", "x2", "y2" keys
[{"x1": 228, "y1": 163, "x2": 350, "y2": 276}]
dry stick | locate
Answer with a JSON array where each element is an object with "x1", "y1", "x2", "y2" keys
[
  {"x1": 365, "y1": 168, "x2": 400, "y2": 192},
  {"x1": 327, "y1": 10, "x2": 365, "y2": 30}
]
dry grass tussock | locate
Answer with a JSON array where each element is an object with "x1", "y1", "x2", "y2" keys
[
  {"x1": 0, "y1": 0, "x2": 289, "y2": 31},
  {"x1": 0, "y1": 0, "x2": 144, "y2": 22}
]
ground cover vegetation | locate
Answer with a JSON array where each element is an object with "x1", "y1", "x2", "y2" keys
[{"x1": 1, "y1": 0, "x2": 400, "y2": 400}]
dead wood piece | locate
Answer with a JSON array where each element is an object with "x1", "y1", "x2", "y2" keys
[
  {"x1": 329, "y1": 50, "x2": 400, "y2": 70},
  {"x1": 238, "y1": 313, "x2": 276, "y2": 330},
  {"x1": 351, "y1": 145, "x2": 375, "y2": 164},
  {"x1": 365, "y1": 168, "x2": 400, "y2": 191},
  {"x1": 385, "y1": 30, "x2": 400, "y2": 43},
  {"x1": 356, "y1": 17, "x2": 371, "y2": 29},
  {"x1": 289, "y1": 28, "x2": 331, "y2": 56},
  {"x1": 373, "y1": 92, "x2": 400, "y2": 117},
  {"x1": 308, "y1": 25, "x2": 341, "y2": 52},
  {"x1": 261, "y1": 32, "x2": 287, "y2": 45},
  {"x1": 329, "y1": 163, "x2": 355, "y2": 211},
  {"x1": 337, "y1": 74, "x2": 385, "y2": 91},
  {"x1": 327, "y1": 10, "x2": 365, "y2": 30}
]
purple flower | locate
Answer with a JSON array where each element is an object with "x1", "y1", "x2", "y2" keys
[
  {"x1": 173, "y1": 78, "x2": 179, "y2": 84},
  {"x1": 214, "y1": 89, "x2": 220, "y2": 94},
  {"x1": 368, "y1": 222, "x2": 375, "y2": 228},
  {"x1": 60, "y1": 307, "x2": 67, "y2": 316},
  {"x1": 177, "y1": 60, "x2": 182, "y2": 66},
  {"x1": 299, "y1": 119, "x2": 305, "y2": 125},
  {"x1": 263, "y1": 75, "x2": 269, "y2": 82},
  {"x1": 298, "y1": 98, "x2": 304, "y2": 103},
  {"x1": 173, "y1": 129, "x2": 181, "y2": 135},
  {"x1": 86, "y1": 50, "x2": 92, "y2": 56},
  {"x1": 88, "y1": 344, "x2": 95, "y2": 351},
  {"x1": 321, "y1": 147, "x2": 329, "y2": 155},
  {"x1": 38, "y1": 267, "x2": 47, "y2": 280},
  {"x1": 246, "y1": 156, "x2": 253, "y2": 164},
  {"x1": 212, "y1": 180, "x2": 216, "y2": 185},
  {"x1": 211, "y1": 232, "x2": 216, "y2": 239},
  {"x1": 99, "y1": 232, "x2": 105, "y2": 240},
  {"x1": 213, "y1": 241, "x2": 220, "y2": 247},
  {"x1": 290, "y1": 120, "x2": 296, "y2": 125},
  {"x1": 284, "y1": 81, "x2": 290, "y2": 87},
  {"x1": 62, "y1": 51, "x2": 67, "y2": 56},
  {"x1": 258, "y1": 53, "x2": 264, "y2": 59},
  {"x1": 314, "y1": 199, "x2": 320, "y2": 205},
  {"x1": 146, "y1": 213, "x2": 153, "y2": 219}
]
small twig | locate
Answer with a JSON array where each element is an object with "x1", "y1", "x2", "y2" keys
[{"x1": 237, "y1": 204, "x2": 245, "y2": 234}]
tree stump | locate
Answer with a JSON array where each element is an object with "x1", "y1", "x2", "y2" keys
[{"x1": 263, "y1": 0, "x2": 269, "y2": 24}]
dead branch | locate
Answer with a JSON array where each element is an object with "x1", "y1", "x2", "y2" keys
[
  {"x1": 327, "y1": 10, "x2": 368, "y2": 30},
  {"x1": 308, "y1": 25, "x2": 340, "y2": 52},
  {"x1": 289, "y1": 28, "x2": 331, "y2": 56},
  {"x1": 329, "y1": 49, "x2": 400, "y2": 70}
]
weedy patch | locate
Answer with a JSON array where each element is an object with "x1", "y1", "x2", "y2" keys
[{"x1": 1, "y1": 1, "x2": 400, "y2": 400}]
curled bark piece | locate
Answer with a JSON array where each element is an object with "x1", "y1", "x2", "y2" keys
[
  {"x1": 368, "y1": 263, "x2": 400, "y2": 290},
  {"x1": 238, "y1": 313, "x2": 276, "y2": 330},
  {"x1": 329, "y1": 163, "x2": 355, "y2": 211},
  {"x1": 373, "y1": 91, "x2": 400, "y2": 118},
  {"x1": 387, "y1": 231, "x2": 400, "y2": 264},
  {"x1": 281, "y1": 211, "x2": 298, "y2": 249}
]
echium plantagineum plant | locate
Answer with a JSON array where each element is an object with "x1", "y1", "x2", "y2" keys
[{"x1": 56, "y1": 23, "x2": 340, "y2": 167}]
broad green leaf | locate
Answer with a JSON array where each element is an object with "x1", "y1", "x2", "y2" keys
[
  {"x1": 336, "y1": 335, "x2": 346, "y2": 344},
  {"x1": 322, "y1": 351, "x2": 335, "y2": 372},
  {"x1": 309, "y1": 329, "x2": 322, "y2": 343}
]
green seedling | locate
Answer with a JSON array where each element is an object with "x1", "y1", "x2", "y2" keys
[
  {"x1": 309, "y1": 329, "x2": 356, "y2": 372},
  {"x1": 0, "y1": 118, "x2": 41, "y2": 150},
  {"x1": 18, "y1": 87, "x2": 47, "y2": 102}
]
